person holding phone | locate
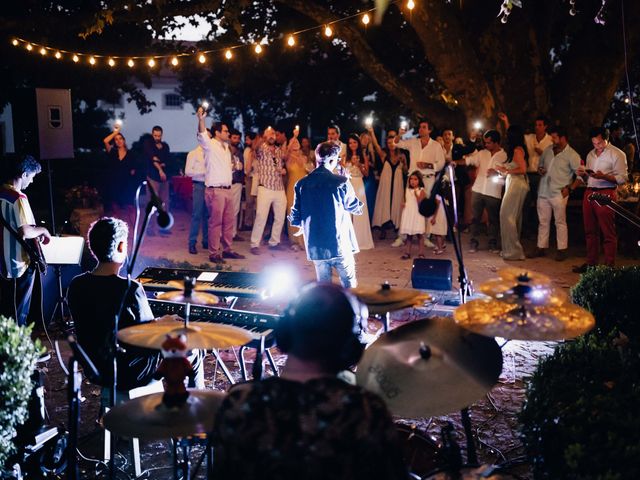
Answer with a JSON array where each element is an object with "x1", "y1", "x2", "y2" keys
[{"x1": 572, "y1": 127, "x2": 628, "y2": 273}]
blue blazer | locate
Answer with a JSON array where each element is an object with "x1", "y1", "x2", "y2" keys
[{"x1": 288, "y1": 166, "x2": 363, "y2": 260}]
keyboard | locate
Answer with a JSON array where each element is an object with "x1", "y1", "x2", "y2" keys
[
  {"x1": 137, "y1": 267, "x2": 264, "y2": 297},
  {"x1": 147, "y1": 298, "x2": 280, "y2": 341}
]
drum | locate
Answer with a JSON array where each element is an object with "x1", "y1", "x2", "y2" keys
[{"x1": 396, "y1": 423, "x2": 443, "y2": 479}]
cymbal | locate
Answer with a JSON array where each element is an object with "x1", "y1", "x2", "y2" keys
[
  {"x1": 493, "y1": 267, "x2": 552, "y2": 286},
  {"x1": 356, "y1": 317, "x2": 502, "y2": 417},
  {"x1": 103, "y1": 389, "x2": 225, "y2": 440},
  {"x1": 166, "y1": 280, "x2": 211, "y2": 292},
  {"x1": 453, "y1": 298, "x2": 595, "y2": 341},
  {"x1": 351, "y1": 283, "x2": 432, "y2": 307},
  {"x1": 424, "y1": 465, "x2": 508, "y2": 479},
  {"x1": 479, "y1": 278, "x2": 568, "y2": 306},
  {"x1": 118, "y1": 315, "x2": 253, "y2": 350},
  {"x1": 156, "y1": 290, "x2": 220, "y2": 305}
]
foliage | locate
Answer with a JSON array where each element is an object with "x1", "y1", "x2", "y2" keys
[
  {"x1": 0, "y1": 317, "x2": 44, "y2": 468},
  {"x1": 570, "y1": 265, "x2": 640, "y2": 342},
  {"x1": 520, "y1": 333, "x2": 640, "y2": 480}
]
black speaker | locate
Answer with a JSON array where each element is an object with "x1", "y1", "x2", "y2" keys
[{"x1": 411, "y1": 258, "x2": 453, "y2": 291}]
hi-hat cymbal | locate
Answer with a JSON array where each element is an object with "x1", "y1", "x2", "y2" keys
[
  {"x1": 453, "y1": 298, "x2": 594, "y2": 341},
  {"x1": 117, "y1": 315, "x2": 253, "y2": 350},
  {"x1": 156, "y1": 290, "x2": 220, "y2": 305},
  {"x1": 356, "y1": 317, "x2": 502, "y2": 417},
  {"x1": 351, "y1": 283, "x2": 432, "y2": 307},
  {"x1": 103, "y1": 389, "x2": 225, "y2": 440}
]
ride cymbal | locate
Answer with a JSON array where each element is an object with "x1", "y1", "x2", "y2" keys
[
  {"x1": 117, "y1": 315, "x2": 253, "y2": 350},
  {"x1": 103, "y1": 389, "x2": 225, "y2": 440},
  {"x1": 453, "y1": 298, "x2": 594, "y2": 341},
  {"x1": 351, "y1": 283, "x2": 432, "y2": 307},
  {"x1": 356, "y1": 317, "x2": 502, "y2": 417}
]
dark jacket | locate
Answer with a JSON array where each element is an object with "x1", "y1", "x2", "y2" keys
[{"x1": 288, "y1": 166, "x2": 363, "y2": 261}]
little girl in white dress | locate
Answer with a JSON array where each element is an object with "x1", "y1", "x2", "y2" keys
[{"x1": 399, "y1": 171, "x2": 426, "y2": 259}]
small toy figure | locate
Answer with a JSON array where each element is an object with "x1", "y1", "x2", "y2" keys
[{"x1": 154, "y1": 334, "x2": 195, "y2": 408}]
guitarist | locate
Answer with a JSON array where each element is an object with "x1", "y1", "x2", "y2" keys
[{"x1": 0, "y1": 154, "x2": 51, "y2": 326}]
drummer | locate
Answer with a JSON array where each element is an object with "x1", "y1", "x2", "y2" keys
[
  {"x1": 67, "y1": 217, "x2": 204, "y2": 399},
  {"x1": 211, "y1": 283, "x2": 409, "y2": 480}
]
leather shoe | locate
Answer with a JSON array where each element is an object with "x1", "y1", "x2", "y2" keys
[
  {"x1": 233, "y1": 235, "x2": 245, "y2": 242},
  {"x1": 555, "y1": 249, "x2": 568, "y2": 261},
  {"x1": 572, "y1": 263, "x2": 591, "y2": 274},
  {"x1": 527, "y1": 247, "x2": 547, "y2": 258},
  {"x1": 268, "y1": 244, "x2": 284, "y2": 251},
  {"x1": 222, "y1": 250, "x2": 245, "y2": 259},
  {"x1": 250, "y1": 247, "x2": 261, "y2": 255},
  {"x1": 209, "y1": 254, "x2": 226, "y2": 264},
  {"x1": 188, "y1": 245, "x2": 197, "y2": 255}
]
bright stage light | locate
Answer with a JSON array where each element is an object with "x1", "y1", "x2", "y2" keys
[{"x1": 261, "y1": 264, "x2": 299, "y2": 300}]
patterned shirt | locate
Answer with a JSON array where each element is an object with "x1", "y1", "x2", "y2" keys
[
  {"x1": 256, "y1": 143, "x2": 285, "y2": 191},
  {"x1": 212, "y1": 376, "x2": 409, "y2": 480},
  {"x1": 0, "y1": 184, "x2": 36, "y2": 279}
]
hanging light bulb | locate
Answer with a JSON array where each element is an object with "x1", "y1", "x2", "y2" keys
[
  {"x1": 225, "y1": 49, "x2": 233, "y2": 60},
  {"x1": 26, "y1": 44, "x2": 33, "y2": 51},
  {"x1": 287, "y1": 35, "x2": 296, "y2": 47},
  {"x1": 324, "y1": 25, "x2": 333, "y2": 37},
  {"x1": 171, "y1": 56, "x2": 179, "y2": 66},
  {"x1": 89, "y1": 56, "x2": 96, "y2": 65},
  {"x1": 108, "y1": 58, "x2": 116, "y2": 67},
  {"x1": 148, "y1": 58, "x2": 156, "y2": 67},
  {"x1": 362, "y1": 13, "x2": 371, "y2": 25},
  {"x1": 127, "y1": 58, "x2": 135, "y2": 67},
  {"x1": 407, "y1": 0, "x2": 415, "y2": 10},
  {"x1": 54, "y1": 51, "x2": 62, "y2": 59},
  {"x1": 198, "y1": 53, "x2": 206, "y2": 64},
  {"x1": 72, "y1": 54, "x2": 80, "y2": 63},
  {"x1": 12, "y1": 39, "x2": 19, "y2": 46},
  {"x1": 39, "y1": 47, "x2": 47, "y2": 56},
  {"x1": 254, "y1": 44, "x2": 263, "y2": 54}
]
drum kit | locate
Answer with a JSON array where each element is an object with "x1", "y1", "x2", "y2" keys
[{"x1": 98, "y1": 268, "x2": 594, "y2": 479}]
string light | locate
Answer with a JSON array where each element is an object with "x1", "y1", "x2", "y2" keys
[
  {"x1": 171, "y1": 56, "x2": 179, "y2": 66},
  {"x1": 225, "y1": 49, "x2": 233, "y2": 60},
  {"x1": 12, "y1": 39, "x2": 19, "y2": 46},
  {"x1": 39, "y1": 47, "x2": 47, "y2": 56},
  {"x1": 127, "y1": 58, "x2": 135, "y2": 67},
  {"x1": 72, "y1": 54, "x2": 79, "y2": 63},
  {"x1": 89, "y1": 56, "x2": 96, "y2": 65},
  {"x1": 254, "y1": 44, "x2": 263, "y2": 54},
  {"x1": 324, "y1": 25, "x2": 333, "y2": 37},
  {"x1": 287, "y1": 35, "x2": 296, "y2": 47},
  {"x1": 362, "y1": 13, "x2": 371, "y2": 25},
  {"x1": 108, "y1": 58, "x2": 115, "y2": 67},
  {"x1": 198, "y1": 53, "x2": 206, "y2": 64},
  {"x1": 407, "y1": 0, "x2": 415, "y2": 10},
  {"x1": 54, "y1": 51, "x2": 62, "y2": 59},
  {"x1": 148, "y1": 58, "x2": 156, "y2": 67},
  {"x1": 26, "y1": 44, "x2": 33, "y2": 51}
]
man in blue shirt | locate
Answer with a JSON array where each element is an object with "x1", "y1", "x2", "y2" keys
[{"x1": 289, "y1": 142, "x2": 363, "y2": 287}]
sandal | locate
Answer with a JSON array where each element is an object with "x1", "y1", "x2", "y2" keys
[
  {"x1": 401, "y1": 253, "x2": 411, "y2": 260},
  {"x1": 417, "y1": 254, "x2": 425, "y2": 259}
]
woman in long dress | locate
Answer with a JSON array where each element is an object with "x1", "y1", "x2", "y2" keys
[
  {"x1": 343, "y1": 134, "x2": 375, "y2": 250},
  {"x1": 369, "y1": 128, "x2": 408, "y2": 239},
  {"x1": 102, "y1": 125, "x2": 138, "y2": 227},
  {"x1": 494, "y1": 125, "x2": 529, "y2": 261},
  {"x1": 285, "y1": 136, "x2": 308, "y2": 251}
]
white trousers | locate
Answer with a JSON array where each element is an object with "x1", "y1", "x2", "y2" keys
[
  {"x1": 250, "y1": 186, "x2": 287, "y2": 248},
  {"x1": 230, "y1": 183, "x2": 243, "y2": 237},
  {"x1": 537, "y1": 195, "x2": 569, "y2": 250}
]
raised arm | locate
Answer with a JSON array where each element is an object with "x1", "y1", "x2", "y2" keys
[
  {"x1": 367, "y1": 127, "x2": 387, "y2": 161},
  {"x1": 103, "y1": 125, "x2": 120, "y2": 153}
]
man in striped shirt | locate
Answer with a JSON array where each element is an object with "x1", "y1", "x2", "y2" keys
[{"x1": 0, "y1": 154, "x2": 51, "y2": 326}]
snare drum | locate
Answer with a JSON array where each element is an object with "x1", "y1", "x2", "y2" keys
[{"x1": 396, "y1": 423, "x2": 443, "y2": 479}]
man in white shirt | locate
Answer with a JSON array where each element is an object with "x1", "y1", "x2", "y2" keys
[
  {"x1": 197, "y1": 107, "x2": 245, "y2": 263},
  {"x1": 459, "y1": 130, "x2": 507, "y2": 253},
  {"x1": 185, "y1": 138, "x2": 209, "y2": 255},
  {"x1": 528, "y1": 126, "x2": 582, "y2": 261},
  {"x1": 327, "y1": 125, "x2": 347, "y2": 162},
  {"x1": 391, "y1": 119, "x2": 445, "y2": 247},
  {"x1": 573, "y1": 127, "x2": 628, "y2": 272}
]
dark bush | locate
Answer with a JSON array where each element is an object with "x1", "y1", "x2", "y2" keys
[
  {"x1": 520, "y1": 333, "x2": 640, "y2": 479},
  {"x1": 570, "y1": 265, "x2": 640, "y2": 342}
]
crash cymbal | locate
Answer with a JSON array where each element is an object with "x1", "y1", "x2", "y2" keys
[
  {"x1": 156, "y1": 290, "x2": 220, "y2": 305},
  {"x1": 479, "y1": 278, "x2": 568, "y2": 306},
  {"x1": 351, "y1": 283, "x2": 432, "y2": 306},
  {"x1": 453, "y1": 298, "x2": 594, "y2": 341},
  {"x1": 117, "y1": 315, "x2": 253, "y2": 350},
  {"x1": 356, "y1": 317, "x2": 502, "y2": 417},
  {"x1": 493, "y1": 267, "x2": 552, "y2": 286},
  {"x1": 102, "y1": 389, "x2": 225, "y2": 440},
  {"x1": 366, "y1": 295, "x2": 433, "y2": 316},
  {"x1": 166, "y1": 280, "x2": 211, "y2": 292}
]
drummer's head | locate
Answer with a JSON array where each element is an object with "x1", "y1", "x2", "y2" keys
[
  {"x1": 88, "y1": 217, "x2": 128, "y2": 265},
  {"x1": 276, "y1": 283, "x2": 368, "y2": 373}
]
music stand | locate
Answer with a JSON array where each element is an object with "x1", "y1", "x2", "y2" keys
[{"x1": 41, "y1": 236, "x2": 84, "y2": 329}]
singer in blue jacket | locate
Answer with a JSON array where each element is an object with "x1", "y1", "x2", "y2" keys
[{"x1": 288, "y1": 142, "x2": 363, "y2": 288}]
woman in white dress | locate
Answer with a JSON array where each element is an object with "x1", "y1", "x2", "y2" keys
[
  {"x1": 343, "y1": 134, "x2": 375, "y2": 250},
  {"x1": 369, "y1": 128, "x2": 408, "y2": 239}
]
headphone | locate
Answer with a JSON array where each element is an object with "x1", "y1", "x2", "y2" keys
[{"x1": 276, "y1": 283, "x2": 368, "y2": 372}]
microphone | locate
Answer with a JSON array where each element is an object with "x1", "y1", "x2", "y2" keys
[{"x1": 145, "y1": 180, "x2": 174, "y2": 229}]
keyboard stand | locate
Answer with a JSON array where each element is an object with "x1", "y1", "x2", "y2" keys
[
  {"x1": 211, "y1": 349, "x2": 236, "y2": 385},
  {"x1": 239, "y1": 344, "x2": 279, "y2": 381}
]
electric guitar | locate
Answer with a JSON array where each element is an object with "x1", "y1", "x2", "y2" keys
[
  {"x1": 588, "y1": 193, "x2": 612, "y2": 206},
  {"x1": 0, "y1": 216, "x2": 48, "y2": 278}
]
